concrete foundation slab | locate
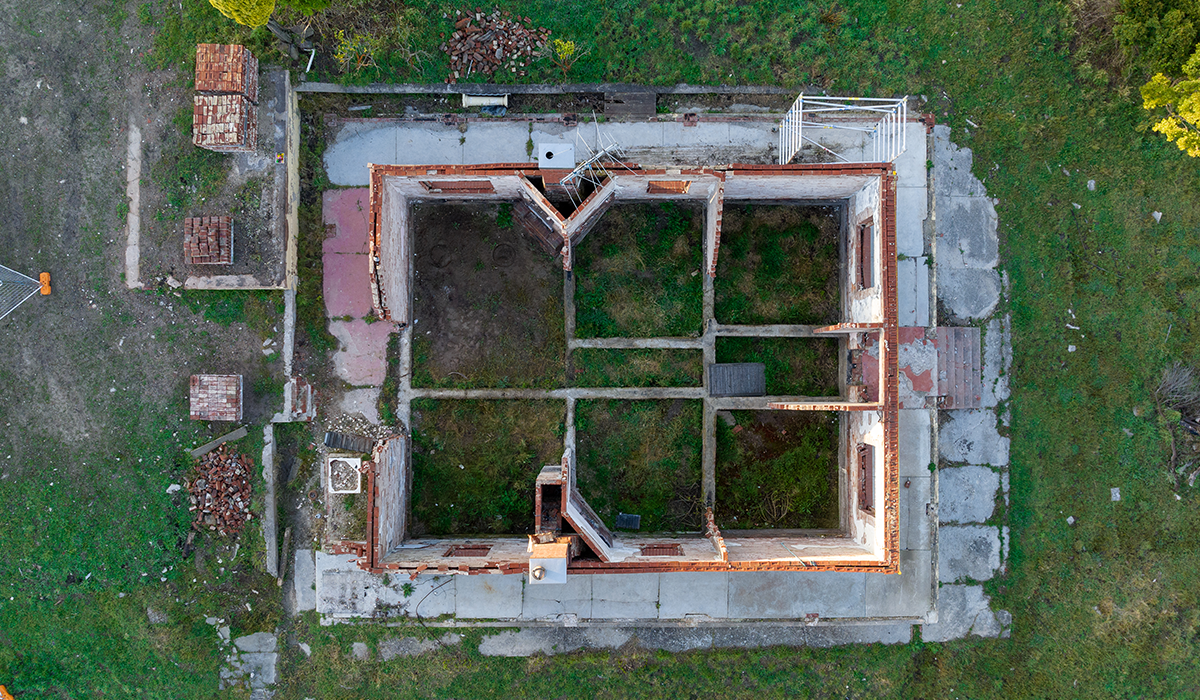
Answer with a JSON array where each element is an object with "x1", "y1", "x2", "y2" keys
[
  {"x1": 338, "y1": 387, "x2": 381, "y2": 424},
  {"x1": 935, "y1": 196, "x2": 999, "y2": 269},
  {"x1": 522, "y1": 574, "x2": 593, "y2": 620},
  {"x1": 456, "y1": 574, "x2": 524, "y2": 619},
  {"x1": 939, "y1": 409, "x2": 1009, "y2": 466},
  {"x1": 378, "y1": 634, "x2": 461, "y2": 660},
  {"x1": 728, "y1": 571, "x2": 866, "y2": 619},
  {"x1": 294, "y1": 549, "x2": 315, "y2": 611},
  {"x1": 938, "y1": 525, "x2": 1002, "y2": 582},
  {"x1": 591, "y1": 574, "x2": 661, "y2": 619},
  {"x1": 938, "y1": 465, "x2": 1000, "y2": 524},
  {"x1": 921, "y1": 584, "x2": 1010, "y2": 641},
  {"x1": 898, "y1": 475, "x2": 932, "y2": 551},
  {"x1": 658, "y1": 572, "x2": 729, "y2": 619},
  {"x1": 864, "y1": 549, "x2": 934, "y2": 618},
  {"x1": 899, "y1": 409, "x2": 933, "y2": 476},
  {"x1": 896, "y1": 187, "x2": 928, "y2": 257},
  {"x1": 938, "y1": 267, "x2": 1001, "y2": 321},
  {"x1": 329, "y1": 319, "x2": 395, "y2": 386},
  {"x1": 981, "y1": 316, "x2": 1012, "y2": 408},
  {"x1": 635, "y1": 627, "x2": 715, "y2": 652},
  {"x1": 932, "y1": 126, "x2": 988, "y2": 197},
  {"x1": 804, "y1": 623, "x2": 913, "y2": 647}
]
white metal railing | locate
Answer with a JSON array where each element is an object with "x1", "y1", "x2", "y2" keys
[
  {"x1": 779, "y1": 95, "x2": 908, "y2": 165},
  {"x1": 0, "y1": 264, "x2": 41, "y2": 321}
]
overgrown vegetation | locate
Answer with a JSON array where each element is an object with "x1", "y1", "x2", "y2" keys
[
  {"x1": 715, "y1": 337, "x2": 839, "y2": 396},
  {"x1": 409, "y1": 400, "x2": 563, "y2": 535},
  {"x1": 570, "y1": 348, "x2": 702, "y2": 388},
  {"x1": 714, "y1": 205, "x2": 841, "y2": 326},
  {"x1": 150, "y1": 106, "x2": 230, "y2": 221},
  {"x1": 716, "y1": 411, "x2": 839, "y2": 530},
  {"x1": 575, "y1": 400, "x2": 703, "y2": 531},
  {"x1": 575, "y1": 202, "x2": 703, "y2": 338}
]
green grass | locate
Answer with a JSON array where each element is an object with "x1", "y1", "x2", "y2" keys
[
  {"x1": 575, "y1": 400, "x2": 703, "y2": 531},
  {"x1": 715, "y1": 337, "x2": 839, "y2": 396},
  {"x1": 149, "y1": 105, "x2": 231, "y2": 221},
  {"x1": 143, "y1": 0, "x2": 274, "y2": 76},
  {"x1": 714, "y1": 204, "x2": 842, "y2": 326},
  {"x1": 570, "y1": 349, "x2": 702, "y2": 388},
  {"x1": 575, "y1": 203, "x2": 703, "y2": 338},
  {"x1": 715, "y1": 411, "x2": 839, "y2": 530},
  {"x1": 409, "y1": 400, "x2": 564, "y2": 535}
]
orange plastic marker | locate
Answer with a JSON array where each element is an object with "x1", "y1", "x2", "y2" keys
[{"x1": 39, "y1": 272, "x2": 50, "y2": 295}]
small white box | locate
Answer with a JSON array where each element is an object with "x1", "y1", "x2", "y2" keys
[
  {"x1": 537, "y1": 142, "x2": 575, "y2": 169},
  {"x1": 327, "y1": 456, "x2": 363, "y2": 494}
]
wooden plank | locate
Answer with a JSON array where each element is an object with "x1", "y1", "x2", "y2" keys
[
  {"x1": 189, "y1": 426, "x2": 248, "y2": 458},
  {"x1": 604, "y1": 91, "x2": 656, "y2": 118}
]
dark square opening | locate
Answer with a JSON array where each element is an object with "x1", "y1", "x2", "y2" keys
[
  {"x1": 640, "y1": 543, "x2": 683, "y2": 556},
  {"x1": 858, "y1": 443, "x2": 875, "y2": 513},
  {"x1": 857, "y1": 222, "x2": 875, "y2": 288},
  {"x1": 444, "y1": 544, "x2": 493, "y2": 557}
]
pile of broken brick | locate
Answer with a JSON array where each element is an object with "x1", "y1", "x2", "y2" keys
[
  {"x1": 188, "y1": 445, "x2": 254, "y2": 536},
  {"x1": 442, "y1": 8, "x2": 548, "y2": 82}
]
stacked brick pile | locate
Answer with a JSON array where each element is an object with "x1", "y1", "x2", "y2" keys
[
  {"x1": 192, "y1": 43, "x2": 259, "y2": 154},
  {"x1": 195, "y1": 43, "x2": 258, "y2": 103},
  {"x1": 189, "y1": 374, "x2": 243, "y2": 421},
  {"x1": 188, "y1": 445, "x2": 253, "y2": 536},
  {"x1": 442, "y1": 8, "x2": 548, "y2": 81},
  {"x1": 183, "y1": 216, "x2": 233, "y2": 265}
]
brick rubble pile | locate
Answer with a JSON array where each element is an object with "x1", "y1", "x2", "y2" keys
[
  {"x1": 188, "y1": 445, "x2": 253, "y2": 536},
  {"x1": 442, "y1": 8, "x2": 549, "y2": 82}
]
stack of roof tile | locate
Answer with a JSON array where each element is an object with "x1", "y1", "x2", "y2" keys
[{"x1": 183, "y1": 215, "x2": 233, "y2": 265}]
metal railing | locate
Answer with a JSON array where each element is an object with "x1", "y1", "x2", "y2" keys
[{"x1": 779, "y1": 95, "x2": 908, "y2": 165}]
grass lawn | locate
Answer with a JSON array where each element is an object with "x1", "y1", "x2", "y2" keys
[
  {"x1": 409, "y1": 399, "x2": 564, "y2": 535},
  {"x1": 574, "y1": 203, "x2": 704, "y2": 338},
  {"x1": 715, "y1": 337, "x2": 840, "y2": 396},
  {"x1": 570, "y1": 348, "x2": 703, "y2": 387},
  {"x1": 715, "y1": 411, "x2": 840, "y2": 530},
  {"x1": 715, "y1": 204, "x2": 842, "y2": 326},
  {"x1": 574, "y1": 400, "x2": 703, "y2": 531}
]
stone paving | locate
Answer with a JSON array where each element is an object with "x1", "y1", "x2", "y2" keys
[{"x1": 302, "y1": 111, "x2": 1017, "y2": 650}]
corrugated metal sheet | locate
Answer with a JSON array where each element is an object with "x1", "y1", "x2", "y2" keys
[{"x1": 709, "y1": 363, "x2": 766, "y2": 397}]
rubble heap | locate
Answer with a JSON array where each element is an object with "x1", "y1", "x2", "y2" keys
[
  {"x1": 189, "y1": 445, "x2": 254, "y2": 536},
  {"x1": 442, "y1": 8, "x2": 549, "y2": 82}
]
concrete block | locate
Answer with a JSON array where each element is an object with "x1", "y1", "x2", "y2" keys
[
  {"x1": 897, "y1": 257, "x2": 917, "y2": 326},
  {"x1": 234, "y1": 632, "x2": 277, "y2": 653},
  {"x1": 898, "y1": 409, "x2": 932, "y2": 476},
  {"x1": 658, "y1": 572, "x2": 729, "y2": 619},
  {"x1": 378, "y1": 634, "x2": 460, "y2": 660},
  {"x1": 293, "y1": 549, "x2": 315, "y2": 611},
  {"x1": 351, "y1": 642, "x2": 370, "y2": 660},
  {"x1": 864, "y1": 549, "x2": 934, "y2": 618},
  {"x1": 937, "y1": 267, "x2": 1001, "y2": 321},
  {"x1": 939, "y1": 409, "x2": 1009, "y2": 466},
  {"x1": 455, "y1": 573, "x2": 523, "y2": 619},
  {"x1": 896, "y1": 187, "x2": 928, "y2": 257},
  {"x1": 635, "y1": 627, "x2": 714, "y2": 652},
  {"x1": 805, "y1": 623, "x2": 913, "y2": 647},
  {"x1": 521, "y1": 573, "x2": 592, "y2": 620},
  {"x1": 315, "y1": 551, "x2": 377, "y2": 617},
  {"x1": 338, "y1": 388, "x2": 381, "y2": 424},
  {"x1": 711, "y1": 626, "x2": 808, "y2": 648},
  {"x1": 591, "y1": 573, "x2": 660, "y2": 619},
  {"x1": 915, "y1": 258, "x2": 930, "y2": 326},
  {"x1": 922, "y1": 584, "x2": 1010, "y2": 641},
  {"x1": 938, "y1": 525, "x2": 1002, "y2": 582},
  {"x1": 477, "y1": 627, "x2": 632, "y2": 657},
  {"x1": 938, "y1": 465, "x2": 1000, "y2": 524},
  {"x1": 894, "y1": 122, "x2": 929, "y2": 185},
  {"x1": 980, "y1": 316, "x2": 1011, "y2": 408},
  {"x1": 899, "y1": 475, "x2": 932, "y2": 551},
  {"x1": 728, "y1": 571, "x2": 865, "y2": 618},
  {"x1": 932, "y1": 125, "x2": 988, "y2": 197},
  {"x1": 935, "y1": 195, "x2": 998, "y2": 269},
  {"x1": 385, "y1": 574, "x2": 456, "y2": 618}
]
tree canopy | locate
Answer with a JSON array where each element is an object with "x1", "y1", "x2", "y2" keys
[
  {"x1": 208, "y1": 0, "x2": 275, "y2": 28},
  {"x1": 1142, "y1": 46, "x2": 1200, "y2": 157}
]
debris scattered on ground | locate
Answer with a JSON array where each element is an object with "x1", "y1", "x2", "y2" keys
[
  {"x1": 441, "y1": 8, "x2": 549, "y2": 82},
  {"x1": 189, "y1": 445, "x2": 254, "y2": 536}
]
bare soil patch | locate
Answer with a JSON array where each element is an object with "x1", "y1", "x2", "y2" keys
[{"x1": 411, "y1": 201, "x2": 565, "y2": 388}]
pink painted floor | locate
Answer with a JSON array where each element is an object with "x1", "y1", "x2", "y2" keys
[
  {"x1": 323, "y1": 188, "x2": 395, "y2": 391},
  {"x1": 863, "y1": 327, "x2": 938, "y2": 408},
  {"x1": 323, "y1": 188, "x2": 373, "y2": 318}
]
